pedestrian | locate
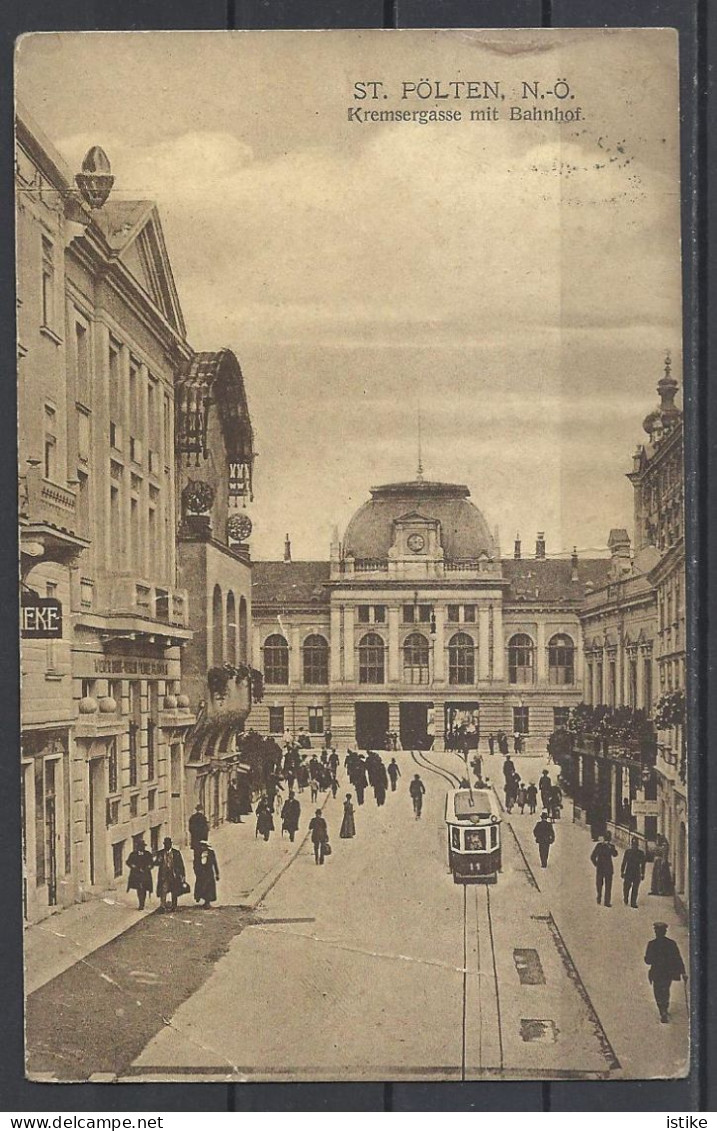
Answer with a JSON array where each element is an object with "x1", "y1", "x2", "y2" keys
[
  {"x1": 513, "y1": 731, "x2": 521, "y2": 754},
  {"x1": 644, "y1": 922, "x2": 687, "y2": 1023},
  {"x1": 533, "y1": 812, "x2": 555, "y2": 868},
  {"x1": 539, "y1": 769, "x2": 552, "y2": 811},
  {"x1": 155, "y1": 836, "x2": 187, "y2": 913},
  {"x1": 374, "y1": 761, "x2": 388, "y2": 807},
  {"x1": 310, "y1": 774, "x2": 319, "y2": 803},
  {"x1": 388, "y1": 757, "x2": 401, "y2": 792},
  {"x1": 590, "y1": 832, "x2": 618, "y2": 906},
  {"x1": 330, "y1": 775, "x2": 339, "y2": 799},
  {"x1": 308, "y1": 808, "x2": 329, "y2": 864},
  {"x1": 517, "y1": 782, "x2": 527, "y2": 814},
  {"x1": 340, "y1": 793, "x2": 356, "y2": 839},
  {"x1": 504, "y1": 778, "x2": 515, "y2": 814},
  {"x1": 621, "y1": 836, "x2": 646, "y2": 907},
  {"x1": 488, "y1": 732, "x2": 495, "y2": 756},
  {"x1": 503, "y1": 755, "x2": 515, "y2": 784},
  {"x1": 281, "y1": 790, "x2": 301, "y2": 842},
  {"x1": 526, "y1": 782, "x2": 538, "y2": 814},
  {"x1": 409, "y1": 773, "x2": 426, "y2": 819},
  {"x1": 193, "y1": 840, "x2": 220, "y2": 909},
  {"x1": 328, "y1": 748, "x2": 339, "y2": 776},
  {"x1": 126, "y1": 838, "x2": 154, "y2": 910},
  {"x1": 354, "y1": 757, "x2": 368, "y2": 806},
  {"x1": 650, "y1": 835, "x2": 674, "y2": 896},
  {"x1": 549, "y1": 783, "x2": 563, "y2": 821},
  {"x1": 188, "y1": 804, "x2": 209, "y2": 850},
  {"x1": 255, "y1": 796, "x2": 274, "y2": 841},
  {"x1": 325, "y1": 729, "x2": 333, "y2": 748}
]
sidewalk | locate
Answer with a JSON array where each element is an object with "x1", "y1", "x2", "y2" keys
[
  {"x1": 24, "y1": 787, "x2": 331, "y2": 996},
  {"x1": 505, "y1": 779, "x2": 690, "y2": 1080}
]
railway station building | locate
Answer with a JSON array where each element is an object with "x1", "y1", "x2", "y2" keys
[{"x1": 250, "y1": 477, "x2": 610, "y2": 753}]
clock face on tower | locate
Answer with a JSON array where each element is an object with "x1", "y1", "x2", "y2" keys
[{"x1": 407, "y1": 533, "x2": 425, "y2": 553}]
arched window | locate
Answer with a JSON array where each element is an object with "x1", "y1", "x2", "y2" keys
[
  {"x1": 264, "y1": 634, "x2": 289, "y2": 685},
  {"x1": 303, "y1": 634, "x2": 329, "y2": 685},
  {"x1": 548, "y1": 633, "x2": 575, "y2": 685},
  {"x1": 226, "y1": 591, "x2": 237, "y2": 666},
  {"x1": 403, "y1": 632, "x2": 429, "y2": 685},
  {"x1": 448, "y1": 632, "x2": 475, "y2": 685},
  {"x1": 211, "y1": 584, "x2": 223, "y2": 666},
  {"x1": 239, "y1": 597, "x2": 248, "y2": 663},
  {"x1": 358, "y1": 632, "x2": 385, "y2": 684},
  {"x1": 508, "y1": 633, "x2": 534, "y2": 685}
]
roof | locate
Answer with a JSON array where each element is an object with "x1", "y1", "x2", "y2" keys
[
  {"x1": 343, "y1": 479, "x2": 495, "y2": 561},
  {"x1": 502, "y1": 558, "x2": 611, "y2": 603},
  {"x1": 253, "y1": 561, "x2": 331, "y2": 606},
  {"x1": 92, "y1": 200, "x2": 155, "y2": 250}
]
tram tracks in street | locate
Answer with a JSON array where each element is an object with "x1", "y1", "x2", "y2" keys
[{"x1": 411, "y1": 748, "x2": 504, "y2": 1078}]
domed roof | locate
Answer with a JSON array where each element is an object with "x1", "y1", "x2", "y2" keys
[{"x1": 343, "y1": 479, "x2": 495, "y2": 561}]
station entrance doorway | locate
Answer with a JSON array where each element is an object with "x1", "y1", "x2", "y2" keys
[
  {"x1": 399, "y1": 702, "x2": 434, "y2": 751},
  {"x1": 355, "y1": 702, "x2": 389, "y2": 750}
]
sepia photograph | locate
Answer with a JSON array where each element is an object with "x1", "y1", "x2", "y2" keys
[{"x1": 15, "y1": 28, "x2": 689, "y2": 1083}]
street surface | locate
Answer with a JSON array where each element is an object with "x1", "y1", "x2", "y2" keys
[{"x1": 26, "y1": 749, "x2": 689, "y2": 1083}]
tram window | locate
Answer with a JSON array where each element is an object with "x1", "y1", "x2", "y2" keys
[
  {"x1": 491, "y1": 825, "x2": 498, "y2": 848},
  {"x1": 465, "y1": 829, "x2": 486, "y2": 851},
  {"x1": 451, "y1": 827, "x2": 460, "y2": 849}
]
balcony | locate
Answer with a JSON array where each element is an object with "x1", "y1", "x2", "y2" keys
[{"x1": 76, "y1": 574, "x2": 192, "y2": 640}]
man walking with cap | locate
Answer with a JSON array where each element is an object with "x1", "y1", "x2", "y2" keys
[
  {"x1": 621, "y1": 835, "x2": 646, "y2": 907},
  {"x1": 644, "y1": 922, "x2": 687, "y2": 1022}
]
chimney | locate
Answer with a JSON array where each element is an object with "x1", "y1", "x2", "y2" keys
[
  {"x1": 493, "y1": 524, "x2": 501, "y2": 560},
  {"x1": 571, "y1": 546, "x2": 579, "y2": 582},
  {"x1": 514, "y1": 533, "x2": 521, "y2": 560},
  {"x1": 535, "y1": 532, "x2": 546, "y2": 560},
  {"x1": 284, "y1": 533, "x2": 292, "y2": 562}
]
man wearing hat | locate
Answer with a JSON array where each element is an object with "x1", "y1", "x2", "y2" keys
[
  {"x1": 644, "y1": 922, "x2": 687, "y2": 1022},
  {"x1": 188, "y1": 804, "x2": 210, "y2": 850},
  {"x1": 533, "y1": 811, "x2": 555, "y2": 868}
]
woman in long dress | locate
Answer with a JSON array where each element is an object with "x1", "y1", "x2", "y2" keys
[
  {"x1": 193, "y1": 841, "x2": 220, "y2": 908},
  {"x1": 650, "y1": 835, "x2": 674, "y2": 895},
  {"x1": 340, "y1": 793, "x2": 356, "y2": 839},
  {"x1": 256, "y1": 796, "x2": 274, "y2": 841}
]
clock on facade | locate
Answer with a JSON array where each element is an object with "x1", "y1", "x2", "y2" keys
[
  {"x1": 227, "y1": 513, "x2": 253, "y2": 542},
  {"x1": 407, "y1": 533, "x2": 425, "y2": 553}
]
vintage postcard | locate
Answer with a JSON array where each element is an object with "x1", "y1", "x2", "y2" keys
[{"x1": 16, "y1": 29, "x2": 689, "y2": 1082}]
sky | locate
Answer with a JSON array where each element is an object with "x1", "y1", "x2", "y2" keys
[{"x1": 16, "y1": 29, "x2": 683, "y2": 561}]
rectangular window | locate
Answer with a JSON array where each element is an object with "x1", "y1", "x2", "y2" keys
[
  {"x1": 109, "y1": 341, "x2": 122, "y2": 424},
  {"x1": 147, "y1": 682, "x2": 158, "y2": 781},
  {"x1": 463, "y1": 605, "x2": 476, "y2": 623},
  {"x1": 629, "y1": 659, "x2": 638, "y2": 709},
  {"x1": 108, "y1": 739, "x2": 118, "y2": 794},
  {"x1": 130, "y1": 498, "x2": 140, "y2": 572},
  {"x1": 148, "y1": 506, "x2": 157, "y2": 553},
  {"x1": 373, "y1": 605, "x2": 386, "y2": 623},
  {"x1": 77, "y1": 408, "x2": 90, "y2": 462},
  {"x1": 150, "y1": 824, "x2": 161, "y2": 854},
  {"x1": 148, "y1": 788, "x2": 157, "y2": 812},
  {"x1": 44, "y1": 404, "x2": 57, "y2": 481},
  {"x1": 644, "y1": 658, "x2": 652, "y2": 710},
  {"x1": 447, "y1": 605, "x2": 460, "y2": 623},
  {"x1": 418, "y1": 604, "x2": 432, "y2": 623},
  {"x1": 129, "y1": 793, "x2": 139, "y2": 818},
  {"x1": 553, "y1": 707, "x2": 570, "y2": 730},
  {"x1": 75, "y1": 319, "x2": 90, "y2": 403},
  {"x1": 402, "y1": 605, "x2": 415, "y2": 624},
  {"x1": 41, "y1": 236, "x2": 54, "y2": 328},
  {"x1": 106, "y1": 798, "x2": 120, "y2": 827},
  {"x1": 513, "y1": 706, "x2": 530, "y2": 735},
  {"x1": 112, "y1": 841, "x2": 125, "y2": 880},
  {"x1": 308, "y1": 706, "x2": 324, "y2": 734},
  {"x1": 609, "y1": 660, "x2": 617, "y2": 707},
  {"x1": 357, "y1": 605, "x2": 370, "y2": 623},
  {"x1": 268, "y1": 706, "x2": 284, "y2": 734}
]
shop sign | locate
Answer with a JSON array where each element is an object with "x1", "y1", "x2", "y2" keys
[
  {"x1": 21, "y1": 596, "x2": 62, "y2": 639},
  {"x1": 631, "y1": 799, "x2": 658, "y2": 816}
]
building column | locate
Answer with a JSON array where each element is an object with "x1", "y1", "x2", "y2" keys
[
  {"x1": 575, "y1": 631, "x2": 584, "y2": 686},
  {"x1": 388, "y1": 606, "x2": 400, "y2": 682},
  {"x1": 344, "y1": 608, "x2": 355, "y2": 682},
  {"x1": 478, "y1": 606, "x2": 490, "y2": 680},
  {"x1": 330, "y1": 604, "x2": 342, "y2": 682},
  {"x1": 433, "y1": 605, "x2": 445, "y2": 683},
  {"x1": 536, "y1": 620, "x2": 547, "y2": 684},
  {"x1": 492, "y1": 603, "x2": 505, "y2": 680}
]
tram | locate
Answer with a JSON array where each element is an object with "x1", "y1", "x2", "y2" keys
[{"x1": 445, "y1": 787, "x2": 502, "y2": 883}]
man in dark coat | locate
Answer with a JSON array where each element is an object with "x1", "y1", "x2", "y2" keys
[
  {"x1": 533, "y1": 812, "x2": 555, "y2": 868},
  {"x1": 188, "y1": 805, "x2": 209, "y2": 849},
  {"x1": 621, "y1": 836, "x2": 647, "y2": 907},
  {"x1": 539, "y1": 770, "x2": 552, "y2": 811},
  {"x1": 590, "y1": 832, "x2": 618, "y2": 905},
  {"x1": 388, "y1": 758, "x2": 401, "y2": 792},
  {"x1": 281, "y1": 791, "x2": 301, "y2": 842},
  {"x1": 126, "y1": 838, "x2": 154, "y2": 910},
  {"x1": 193, "y1": 841, "x2": 220, "y2": 908},
  {"x1": 353, "y1": 756, "x2": 368, "y2": 805},
  {"x1": 308, "y1": 809, "x2": 329, "y2": 864},
  {"x1": 645, "y1": 922, "x2": 687, "y2": 1022},
  {"x1": 488, "y1": 733, "x2": 495, "y2": 756},
  {"x1": 155, "y1": 837, "x2": 186, "y2": 912}
]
